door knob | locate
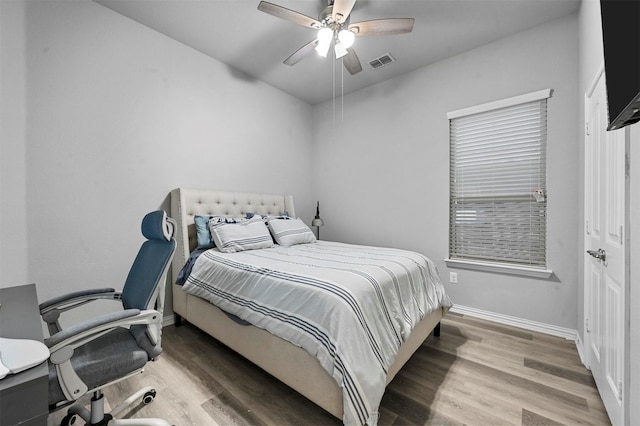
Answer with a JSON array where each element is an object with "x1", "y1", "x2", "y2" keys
[{"x1": 587, "y1": 248, "x2": 606, "y2": 261}]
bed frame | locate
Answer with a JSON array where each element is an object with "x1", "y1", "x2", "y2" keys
[{"x1": 169, "y1": 187, "x2": 444, "y2": 420}]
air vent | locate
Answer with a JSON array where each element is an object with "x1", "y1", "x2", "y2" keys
[{"x1": 368, "y1": 53, "x2": 396, "y2": 70}]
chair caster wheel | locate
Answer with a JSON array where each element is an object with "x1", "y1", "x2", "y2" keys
[
  {"x1": 61, "y1": 413, "x2": 77, "y2": 426},
  {"x1": 143, "y1": 389, "x2": 157, "y2": 404}
]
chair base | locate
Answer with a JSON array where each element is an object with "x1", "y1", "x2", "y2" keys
[{"x1": 60, "y1": 387, "x2": 170, "y2": 426}]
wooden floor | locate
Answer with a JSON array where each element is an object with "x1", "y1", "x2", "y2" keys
[{"x1": 48, "y1": 312, "x2": 611, "y2": 425}]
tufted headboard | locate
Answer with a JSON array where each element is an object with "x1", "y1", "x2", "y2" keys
[{"x1": 169, "y1": 188, "x2": 296, "y2": 285}]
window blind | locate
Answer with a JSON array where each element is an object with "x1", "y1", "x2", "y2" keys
[{"x1": 449, "y1": 95, "x2": 548, "y2": 268}]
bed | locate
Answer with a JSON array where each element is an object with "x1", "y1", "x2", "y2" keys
[{"x1": 169, "y1": 187, "x2": 451, "y2": 425}]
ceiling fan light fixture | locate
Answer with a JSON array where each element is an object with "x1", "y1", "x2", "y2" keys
[
  {"x1": 317, "y1": 27, "x2": 333, "y2": 44},
  {"x1": 334, "y1": 41, "x2": 348, "y2": 59},
  {"x1": 315, "y1": 27, "x2": 333, "y2": 57},
  {"x1": 315, "y1": 41, "x2": 331, "y2": 57},
  {"x1": 338, "y1": 29, "x2": 355, "y2": 48}
]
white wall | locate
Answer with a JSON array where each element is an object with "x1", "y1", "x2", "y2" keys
[
  {"x1": 0, "y1": 0, "x2": 29, "y2": 286},
  {"x1": 1, "y1": 0, "x2": 313, "y2": 321},
  {"x1": 312, "y1": 14, "x2": 579, "y2": 329}
]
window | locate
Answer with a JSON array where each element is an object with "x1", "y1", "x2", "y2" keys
[{"x1": 446, "y1": 89, "x2": 552, "y2": 278}]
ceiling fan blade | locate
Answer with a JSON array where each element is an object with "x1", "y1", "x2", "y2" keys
[
  {"x1": 343, "y1": 48, "x2": 362, "y2": 75},
  {"x1": 349, "y1": 18, "x2": 415, "y2": 36},
  {"x1": 258, "y1": 1, "x2": 322, "y2": 29},
  {"x1": 331, "y1": 0, "x2": 356, "y2": 24},
  {"x1": 284, "y1": 39, "x2": 319, "y2": 66}
]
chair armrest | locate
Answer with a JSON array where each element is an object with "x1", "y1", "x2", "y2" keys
[
  {"x1": 39, "y1": 287, "x2": 120, "y2": 313},
  {"x1": 46, "y1": 308, "x2": 161, "y2": 354},
  {"x1": 40, "y1": 288, "x2": 122, "y2": 336}
]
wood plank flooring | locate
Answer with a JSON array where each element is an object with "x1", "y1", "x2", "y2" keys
[{"x1": 48, "y1": 312, "x2": 611, "y2": 425}]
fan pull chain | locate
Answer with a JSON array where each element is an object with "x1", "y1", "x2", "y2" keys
[
  {"x1": 332, "y1": 55, "x2": 336, "y2": 138},
  {"x1": 341, "y1": 58, "x2": 344, "y2": 121}
]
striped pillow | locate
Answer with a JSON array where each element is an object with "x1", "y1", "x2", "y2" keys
[
  {"x1": 267, "y1": 218, "x2": 316, "y2": 247},
  {"x1": 195, "y1": 215, "x2": 245, "y2": 249},
  {"x1": 209, "y1": 216, "x2": 273, "y2": 253}
]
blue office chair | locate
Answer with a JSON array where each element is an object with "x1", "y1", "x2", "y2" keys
[{"x1": 40, "y1": 211, "x2": 176, "y2": 426}]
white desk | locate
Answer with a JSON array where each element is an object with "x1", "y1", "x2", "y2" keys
[{"x1": 0, "y1": 284, "x2": 49, "y2": 425}]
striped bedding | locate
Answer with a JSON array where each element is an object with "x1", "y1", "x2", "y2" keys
[{"x1": 182, "y1": 241, "x2": 452, "y2": 426}]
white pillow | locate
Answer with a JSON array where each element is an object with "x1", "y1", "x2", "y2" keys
[
  {"x1": 267, "y1": 218, "x2": 316, "y2": 247},
  {"x1": 209, "y1": 216, "x2": 273, "y2": 253}
]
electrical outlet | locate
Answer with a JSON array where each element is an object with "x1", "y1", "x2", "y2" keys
[{"x1": 449, "y1": 272, "x2": 458, "y2": 284}]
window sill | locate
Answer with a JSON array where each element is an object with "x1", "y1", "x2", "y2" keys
[{"x1": 444, "y1": 258, "x2": 553, "y2": 279}]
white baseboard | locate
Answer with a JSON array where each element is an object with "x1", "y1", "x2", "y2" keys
[
  {"x1": 574, "y1": 333, "x2": 590, "y2": 369},
  {"x1": 449, "y1": 304, "x2": 578, "y2": 341},
  {"x1": 163, "y1": 314, "x2": 175, "y2": 327}
]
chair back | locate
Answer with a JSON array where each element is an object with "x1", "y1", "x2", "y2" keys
[{"x1": 121, "y1": 211, "x2": 176, "y2": 358}]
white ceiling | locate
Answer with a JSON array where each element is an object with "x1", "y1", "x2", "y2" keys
[{"x1": 94, "y1": 0, "x2": 580, "y2": 105}]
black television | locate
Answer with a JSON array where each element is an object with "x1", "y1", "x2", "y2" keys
[{"x1": 600, "y1": 0, "x2": 640, "y2": 131}]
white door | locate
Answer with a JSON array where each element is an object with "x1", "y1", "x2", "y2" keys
[{"x1": 584, "y1": 69, "x2": 626, "y2": 426}]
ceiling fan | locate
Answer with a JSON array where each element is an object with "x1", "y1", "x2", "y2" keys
[{"x1": 257, "y1": 0, "x2": 414, "y2": 75}]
